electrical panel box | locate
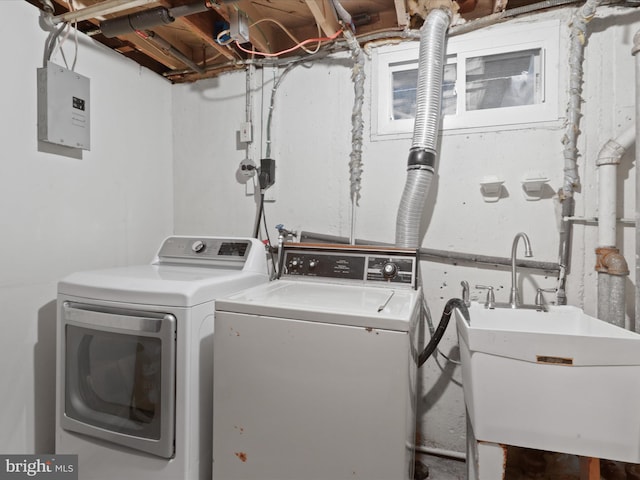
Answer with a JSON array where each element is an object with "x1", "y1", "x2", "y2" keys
[
  {"x1": 229, "y1": 9, "x2": 250, "y2": 44},
  {"x1": 37, "y1": 62, "x2": 91, "y2": 150}
]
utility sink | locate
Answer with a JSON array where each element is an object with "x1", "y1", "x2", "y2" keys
[{"x1": 456, "y1": 303, "x2": 640, "y2": 462}]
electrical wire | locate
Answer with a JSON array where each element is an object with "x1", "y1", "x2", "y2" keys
[
  {"x1": 235, "y1": 28, "x2": 343, "y2": 58},
  {"x1": 252, "y1": 189, "x2": 278, "y2": 277},
  {"x1": 44, "y1": 22, "x2": 67, "y2": 66},
  {"x1": 265, "y1": 63, "x2": 296, "y2": 159},
  {"x1": 50, "y1": 0, "x2": 78, "y2": 71},
  {"x1": 216, "y1": 29, "x2": 234, "y2": 46},
  {"x1": 250, "y1": 17, "x2": 323, "y2": 54}
]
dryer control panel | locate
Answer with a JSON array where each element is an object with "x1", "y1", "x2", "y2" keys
[
  {"x1": 154, "y1": 236, "x2": 262, "y2": 270},
  {"x1": 281, "y1": 244, "x2": 418, "y2": 288}
]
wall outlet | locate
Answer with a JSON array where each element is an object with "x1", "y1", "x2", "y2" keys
[
  {"x1": 239, "y1": 158, "x2": 256, "y2": 178},
  {"x1": 240, "y1": 122, "x2": 252, "y2": 143}
]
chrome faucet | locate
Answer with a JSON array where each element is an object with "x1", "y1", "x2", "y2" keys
[
  {"x1": 509, "y1": 232, "x2": 533, "y2": 308},
  {"x1": 460, "y1": 280, "x2": 470, "y2": 307}
]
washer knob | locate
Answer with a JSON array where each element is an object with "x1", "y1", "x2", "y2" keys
[
  {"x1": 289, "y1": 257, "x2": 302, "y2": 270},
  {"x1": 308, "y1": 259, "x2": 319, "y2": 269},
  {"x1": 192, "y1": 240, "x2": 206, "y2": 253},
  {"x1": 382, "y1": 262, "x2": 398, "y2": 279}
]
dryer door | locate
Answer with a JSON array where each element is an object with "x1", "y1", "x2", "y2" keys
[{"x1": 60, "y1": 302, "x2": 176, "y2": 458}]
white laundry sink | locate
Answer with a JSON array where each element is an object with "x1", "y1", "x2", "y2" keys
[{"x1": 456, "y1": 303, "x2": 640, "y2": 462}]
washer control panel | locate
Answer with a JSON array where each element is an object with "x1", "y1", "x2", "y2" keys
[{"x1": 282, "y1": 244, "x2": 418, "y2": 288}]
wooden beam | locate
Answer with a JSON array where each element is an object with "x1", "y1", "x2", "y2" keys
[
  {"x1": 174, "y1": 15, "x2": 236, "y2": 60},
  {"x1": 121, "y1": 32, "x2": 187, "y2": 69},
  {"x1": 579, "y1": 457, "x2": 600, "y2": 480},
  {"x1": 304, "y1": 0, "x2": 340, "y2": 37},
  {"x1": 394, "y1": 0, "x2": 409, "y2": 27}
]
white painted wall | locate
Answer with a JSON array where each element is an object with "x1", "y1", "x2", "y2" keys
[
  {"x1": 1, "y1": 0, "x2": 173, "y2": 454},
  {"x1": 3, "y1": 0, "x2": 638, "y2": 460},
  {"x1": 173, "y1": 6, "x2": 640, "y2": 453}
]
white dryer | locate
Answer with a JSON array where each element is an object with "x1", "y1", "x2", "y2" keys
[
  {"x1": 213, "y1": 243, "x2": 423, "y2": 480},
  {"x1": 56, "y1": 236, "x2": 269, "y2": 480}
]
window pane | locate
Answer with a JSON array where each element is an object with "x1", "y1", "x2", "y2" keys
[
  {"x1": 392, "y1": 68, "x2": 418, "y2": 120},
  {"x1": 391, "y1": 63, "x2": 457, "y2": 120},
  {"x1": 465, "y1": 49, "x2": 540, "y2": 111}
]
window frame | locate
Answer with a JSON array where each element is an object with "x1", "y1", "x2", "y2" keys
[{"x1": 372, "y1": 19, "x2": 561, "y2": 139}]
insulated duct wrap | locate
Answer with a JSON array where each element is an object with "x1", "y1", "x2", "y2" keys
[{"x1": 396, "y1": 9, "x2": 450, "y2": 249}]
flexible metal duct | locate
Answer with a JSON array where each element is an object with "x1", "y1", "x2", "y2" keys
[{"x1": 395, "y1": 8, "x2": 451, "y2": 248}]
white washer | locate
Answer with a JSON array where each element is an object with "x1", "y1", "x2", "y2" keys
[
  {"x1": 56, "y1": 236, "x2": 269, "y2": 480},
  {"x1": 213, "y1": 243, "x2": 423, "y2": 480}
]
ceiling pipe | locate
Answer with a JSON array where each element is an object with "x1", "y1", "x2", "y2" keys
[
  {"x1": 100, "y1": 1, "x2": 212, "y2": 38},
  {"x1": 49, "y1": 0, "x2": 157, "y2": 25},
  {"x1": 137, "y1": 30, "x2": 205, "y2": 74}
]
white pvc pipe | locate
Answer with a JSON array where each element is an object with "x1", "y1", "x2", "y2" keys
[
  {"x1": 634, "y1": 31, "x2": 640, "y2": 332},
  {"x1": 52, "y1": 0, "x2": 157, "y2": 24},
  {"x1": 414, "y1": 444, "x2": 466, "y2": 461},
  {"x1": 597, "y1": 127, "x2": 635, "y2": 248}
]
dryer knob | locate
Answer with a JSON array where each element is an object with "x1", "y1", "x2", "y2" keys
[
  {"x1": 192, "y1": 240, "x2": 206, "y2": 253},
  {"x1": 382, "y1": 262, "x2": 398, "y2": 279}
]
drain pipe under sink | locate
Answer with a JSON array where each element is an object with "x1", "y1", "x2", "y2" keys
[
  {"x1": 395, "y1": 6, "x2": 452, "y2": 249},
  {"x1": 595, "y1": 126, "x2": 634, "y2": 329}
]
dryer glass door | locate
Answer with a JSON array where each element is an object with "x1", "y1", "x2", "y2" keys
[{"x1": 60, "y1": 302, "x2": 176, "y2": 458}]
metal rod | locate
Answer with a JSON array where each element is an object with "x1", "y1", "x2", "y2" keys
[
  {"x1": 142, "y1": 30, "x2": 205, "y2": 74},
  {"x1": 299, "y1": 231, "x2": 560, "y2": 272},
  {"x1": 414, "y1": 444, "x2": 466, "y2": 461},
  {"x1": 52, "y1": 0, "x2": 157, "y2": 25}
]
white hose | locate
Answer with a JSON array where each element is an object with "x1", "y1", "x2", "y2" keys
[{"x1": 396, "y1": 9, "x2": 451, "y2": 249}]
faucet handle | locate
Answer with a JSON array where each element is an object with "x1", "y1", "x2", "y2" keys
[
  {"x1": 475, "y1": 285, "x2": 495, "y2": 309},
  {"x1": 460, "y1": 281, "x2": 470, "y2": 307},
  {"x1": 535, "y1": 288, "x2": 556, "y2": 308}
]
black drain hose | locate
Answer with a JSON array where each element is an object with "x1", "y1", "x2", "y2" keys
[{"x1": 418, "y1": 298, "x2": 469, "y2": 368}]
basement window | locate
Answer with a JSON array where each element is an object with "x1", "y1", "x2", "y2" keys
[{"x1": 372, "y1": 19, "x2": 560, "y2": 138}]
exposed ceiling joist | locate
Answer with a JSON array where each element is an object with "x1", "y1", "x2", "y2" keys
[
  {"x1": 304, "y1": 0, "x2": 340, "y2": 36},
  {"x1": 394, "y1": 0, "x2": 409, "y2": 27},
  {"x1": 27, "y1": 0, "x2": 577, "y2": 83},
  {"x1": 175, "y1": 15, "x2": 236, "y2": 60}
]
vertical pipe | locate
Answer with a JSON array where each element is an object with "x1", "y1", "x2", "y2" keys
[
  {"x1": 595, "y1": 129, "x2": 634, "y2": 328},
  {"x1": 557, "y1": 0, "x2": 602, "y2": 305},
  {"x1": 343, "y1": 28, "x2": 365, "y2": 245},
  {"x1": 633, "y1": 31, "x2": 640, "y2": 332}
]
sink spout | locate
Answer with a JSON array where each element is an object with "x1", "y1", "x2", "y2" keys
[{"x1": 509, "y1": 232, "x2": 533, "y2": 308}]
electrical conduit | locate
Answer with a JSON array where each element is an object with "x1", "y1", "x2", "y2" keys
[{"x1": 395, "y1": 7, "x2": 451, "y2": 248}]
